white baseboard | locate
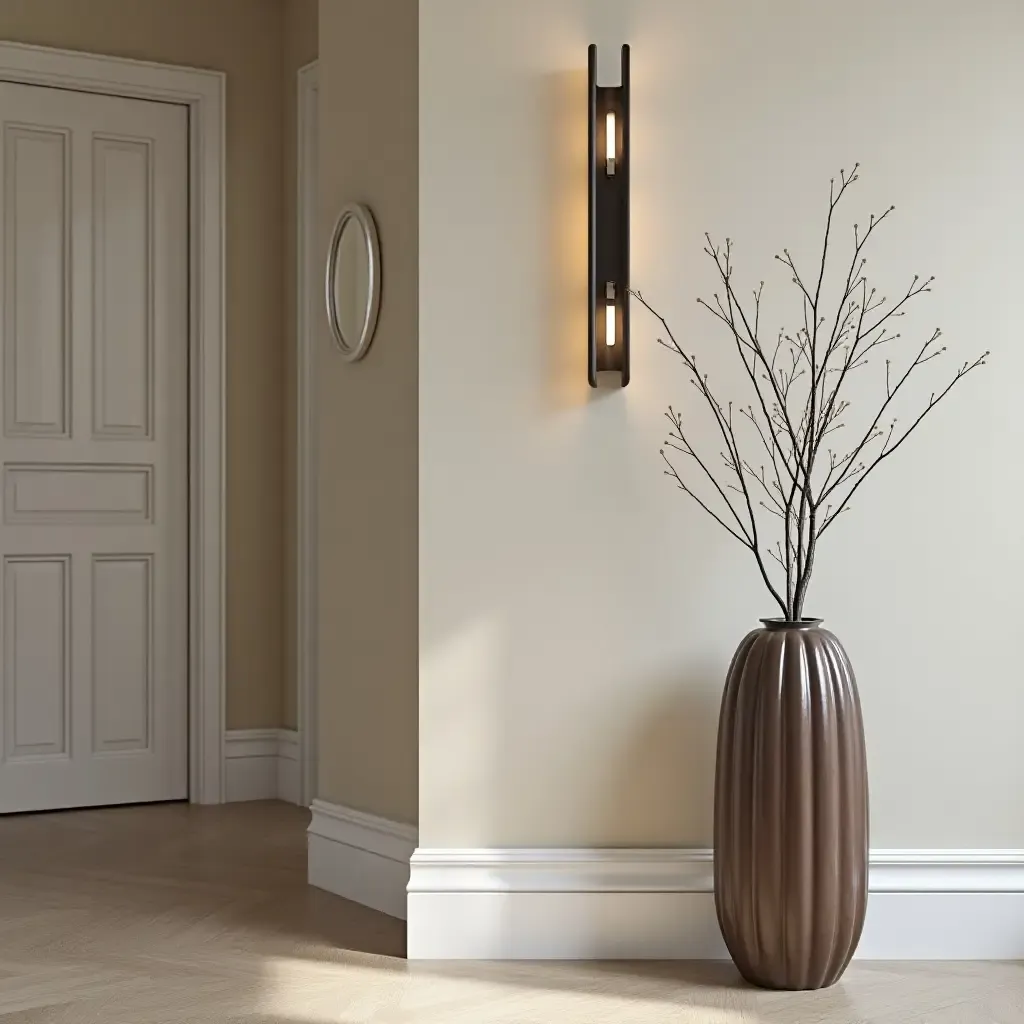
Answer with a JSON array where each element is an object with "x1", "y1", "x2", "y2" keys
[
  {"x1": 307, "y1": 799, "x2": 417, "y2": 920},
  {"x1": 407, "y1": 848, "x2": 1024, "y2": 960},
  {"x1": 224, "y1": 729, "x2": 302, "y2": 804}
]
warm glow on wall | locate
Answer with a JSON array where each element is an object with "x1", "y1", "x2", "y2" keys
[{"x1": 588, "y1": 44, "x2": 630, "y2": 387}]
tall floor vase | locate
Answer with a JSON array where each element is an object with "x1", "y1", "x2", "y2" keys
[{"x1": 714, "y1": 618, "x2": 868, "y2": 990}]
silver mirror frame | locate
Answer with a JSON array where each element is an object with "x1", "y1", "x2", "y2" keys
[{"x1": 325, "y1": 202, "x2": 381, "y2": 362}]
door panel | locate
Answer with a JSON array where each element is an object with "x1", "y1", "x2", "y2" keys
[
  {"x1": 4, "y1": 463, "x2": 153, "y2": 524},
  {"x1": 3, "y1": 124, "x2": 70, "y2": 438},
  {"x1": 91, "y1": 554, "x2": 152, "y2": 754},
  {"x1": 92, "y1": 135, "x2": 153, "y2": 439},
  {"x1": 0, "y1": 80, "x2": 188, "y2": 812},
  {"x1": 3, "y1": 555, "x2": 70, "y2": 759}
]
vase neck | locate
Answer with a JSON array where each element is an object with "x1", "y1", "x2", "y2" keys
[{"x1": 760, "y1": 617, "x2": 823, "y2": 631}]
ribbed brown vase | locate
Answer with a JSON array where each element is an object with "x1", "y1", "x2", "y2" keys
[{"x1": 714, "y1": 618, "x2": 868, "y2": 991}]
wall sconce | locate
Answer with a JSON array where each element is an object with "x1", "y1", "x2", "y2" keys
[{"x1": 588, "y1": 43, "x2": 630, "y2": 388}]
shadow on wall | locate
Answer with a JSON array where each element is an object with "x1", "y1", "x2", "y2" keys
[
  {"x1": 593, "y1": 662, "x2": 722, "y2": 846},
  {"x1": 417, "y1": 355, "x2": 750, "y2": 849}
]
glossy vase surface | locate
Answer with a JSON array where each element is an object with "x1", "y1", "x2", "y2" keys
[{"x1": 714, "y1": 618, "x2": 868, "y2": 990}]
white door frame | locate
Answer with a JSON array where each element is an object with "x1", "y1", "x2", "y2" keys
[
  {"x1": 0, "y1": 41, "x2": 226, "y2": 805},
  {"x1": 296, "y1": 60, "x2": 319, "y2": 806}
]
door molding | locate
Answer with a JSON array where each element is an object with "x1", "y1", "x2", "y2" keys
[
  {"x1": 296, "y1": 60, "x2": 319, "y2": 807},
  {"x1": 0, "y1": 42, "x2": 227, "y2": 804}
]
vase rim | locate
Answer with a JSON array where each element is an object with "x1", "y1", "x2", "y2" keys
[{"x1": 760, "y1": 617, "x2": 823, "y2": 631}]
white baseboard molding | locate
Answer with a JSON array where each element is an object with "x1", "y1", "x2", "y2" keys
[
  {"x1": 307, "y1": 799, "x2": 417, "y2": 920},
  {"x1": 224, "y1": 729, "x2": 302, "y2": 804},
  {"x1": 407, "y1": 848, "x2": 1024, "y2": 960}
]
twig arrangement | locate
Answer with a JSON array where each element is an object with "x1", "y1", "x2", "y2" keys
[{"x1": 634, "y1": 166, "x2": 987, "y2": 621}]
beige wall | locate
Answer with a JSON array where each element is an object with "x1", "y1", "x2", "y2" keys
[
  {"x1": 315, "y1": 0, "x2": 418, "y2": 822},
  {"x1": 420, "y1": 0, "x2": 1024, "y2": 848},
  {"x1": 0, "y1": 0, "x2": 287, "y2": 729},
  {"x1": 282, "y1": 0, "x2": 319, "y2": 732}
]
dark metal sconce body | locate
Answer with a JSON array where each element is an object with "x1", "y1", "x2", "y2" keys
[{"x1": 588, "y1": 43, "x2": 630, "y2": 388}]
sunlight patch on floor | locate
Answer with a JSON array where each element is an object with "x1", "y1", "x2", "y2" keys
[{"x1": 256, "y1": 955, "x2": 755, "y2": 1024}]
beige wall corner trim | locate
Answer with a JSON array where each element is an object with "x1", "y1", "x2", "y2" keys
[
  {"x1": 296, "y1": 59, "x2": 319, "y2": 808},
  {"x1": 308, "y1": 799, "x2": 417, "y2": 921},
  {"x1": 0, "y1": 41, "x2": 226, "y2": 805},
  {"x1": 277, "y1": 729, "x2": 301, "y2": 805},
  {"x1": 224, "y1": 729, "x2": 301, "y2": 804},
  {"x1": 407, "y1": 848, "x2": 1024, "y2": 960}
]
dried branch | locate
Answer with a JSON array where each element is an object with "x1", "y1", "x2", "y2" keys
[
  {"x1": 633, "y1": 166, "x2": 988, "y2": 620},
  {"x1": 817, "y1": 350, "x2": 988, "y2": 536}
]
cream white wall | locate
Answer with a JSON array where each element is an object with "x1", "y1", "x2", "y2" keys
[{"x1": 419, "y1": 0, "x2": 1024, "y2": 849}]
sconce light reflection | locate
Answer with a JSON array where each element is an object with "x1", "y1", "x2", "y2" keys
[{"x1": 588, "y1": 43, "x2": 630, "y2": 388}]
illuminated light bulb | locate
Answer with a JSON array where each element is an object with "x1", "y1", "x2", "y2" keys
[
  {"x1": 605, "y1": 282, "x2": 616, "y2": 347},
  {"x1": 606, "y1": 111, "x2": 616, "y2": 175}
]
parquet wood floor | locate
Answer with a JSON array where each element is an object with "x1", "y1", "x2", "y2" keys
[{"x1": 0, "y1": 801, "x2": 1019, "y2": 1022}]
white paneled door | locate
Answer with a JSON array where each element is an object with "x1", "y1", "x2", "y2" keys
[{"x1": 0, "y1": 81, "x2": 188, "y2": 812}]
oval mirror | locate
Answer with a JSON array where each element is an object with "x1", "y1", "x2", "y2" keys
[{"x1": 325, "y1": 203, "x2": 381, "y2": 361}]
